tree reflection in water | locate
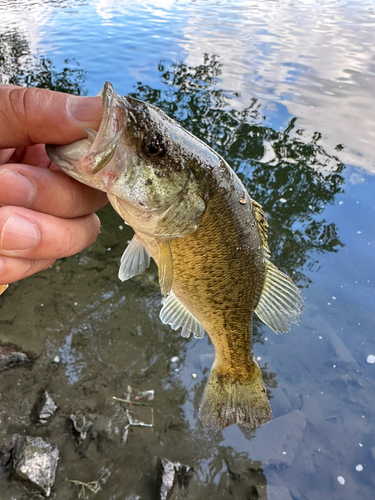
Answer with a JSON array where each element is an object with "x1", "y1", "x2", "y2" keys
[
  {"x1": 131, "y1": 54, "x2": 345, "y2": 286},
  {"x1": 0, "y1": 29, "x2": 86, "y2": 94}
]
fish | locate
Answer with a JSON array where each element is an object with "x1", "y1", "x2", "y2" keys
[{"x1": 46, "y1": 82, "x2": 304, "y2": 430}]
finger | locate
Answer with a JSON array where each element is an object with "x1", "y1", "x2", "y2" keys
[
  {"x1": 0, "y1": 164, "x2": 108, "y2": 218},
  {"x1": 0, "y1": 85, "x2": 103, "y2": 148},
  {"x1": 0, "y1": 206, "x2": 101, "y2": 260},
  {"x1": 0, "y1": 255, "x2": 55, "y2": 285},
  {"x1": 9, "y1": 144, "x2": 52, "y2": 168}
]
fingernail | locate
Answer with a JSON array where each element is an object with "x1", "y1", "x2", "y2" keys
[
  {"x1": 0, "y1": 169, "x2": 36, "y2": 207},
  {"x1": 1, "y1": 215, "x2": 40, "y2": 250},
  {"x1": 68, "y1": 96, "x2": 103, "y2": 123}
]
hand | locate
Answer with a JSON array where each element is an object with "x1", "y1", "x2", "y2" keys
[{"x1": 0, "y1": 85, "x2": 108, "y2": 286}]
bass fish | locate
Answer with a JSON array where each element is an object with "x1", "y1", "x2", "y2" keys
[{"x1": 46, "y1": 82, "x2": 303, "y2": 430}]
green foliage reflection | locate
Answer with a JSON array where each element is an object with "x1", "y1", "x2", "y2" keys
[
  {"x1": 0, "y1": 30, "x2": 86, "y2": 94},
  {"x1": 131, "y1": 54, "x2": 345, "y2": 285}
]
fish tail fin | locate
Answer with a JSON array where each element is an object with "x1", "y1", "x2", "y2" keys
[{"x1": 199, "y1": 359, "x2": 271, "y2": 430}]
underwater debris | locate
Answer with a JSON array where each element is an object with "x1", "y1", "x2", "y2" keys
[{"x1": 113, "y1": 385, "x2": 154, "y2": 444}]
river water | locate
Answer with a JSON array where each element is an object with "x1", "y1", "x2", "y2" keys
[{"x1": 0, "y1": 1, "x2": 374, "y2": 499}]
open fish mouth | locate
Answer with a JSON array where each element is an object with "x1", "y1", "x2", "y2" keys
[{"x1": 46, "y1": 82, "x2": 132, "y2": 178}]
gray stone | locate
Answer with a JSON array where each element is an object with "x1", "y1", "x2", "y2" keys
[
  {"x1": 30, "y1": 391, "x2": 57, "y2": 424},
  {"x1": 0, "y1": 343, "x2": 31, "y2": 371},
  {"x1": 247, "y1": 410, "x2": 306, "y2": 466},
  {"x1": 160, "y1": 458, "x2": 192, "y2": 500},
  {"x1": 0, "y1": 434, "x2": 19, "y2": 469},
  {"x1": 12, "y1": 436, "x2": 59, "y2": 497},
  {"x1": 69, "y1": 414, "x2": 93, "y2": 444}
]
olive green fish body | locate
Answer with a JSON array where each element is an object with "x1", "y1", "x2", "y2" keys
[{"x1": 46, "y1": 82, "x2": 304, "y2": 430}]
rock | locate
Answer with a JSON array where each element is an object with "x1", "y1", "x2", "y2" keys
[
  {"x1": 0, "y1": 434, "x2": 19, "y2": 470},
  {"x1": 69, "y1": 414, "x2": 93, "y2": 444},
  {"x1": 247, "y1": 410, "x2": 306, "y2": 466},
  {"x1": 12, "y1": 436, "x2": 59, "y2": 497},
  {"x1": 0, "y1": 343, "x2": 31, "y2": 371},
  {"x1": 160, "y1": 458, "x2": 192, "y2": 500},
  {"x1": 30, "y1": 391, "x2": 57, "y2": 424},
  {"x1": 267, "y1": 485, "x2": 294, "y2": 500}
]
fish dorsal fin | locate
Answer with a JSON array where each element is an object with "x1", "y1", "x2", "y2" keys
[
  {"x1": 252, "y1": 199, "x2": 270, "y2": 258},
  {"x1": 118, "y1": 234, "x2": 151, "y2": 282},
  {"x1": 255, "y1": 260, "x2": 304, "y2": 334},
  {"x1": 160, "y1": 291, "x2": 205, "y2": 339},
  {"x1": 159, "y1": 240, "x2": 174, "y2": 297}
]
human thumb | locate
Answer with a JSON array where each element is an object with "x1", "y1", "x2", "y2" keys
[{"x1": 0, "y1": 85, "x2": 103, "y2": 149}]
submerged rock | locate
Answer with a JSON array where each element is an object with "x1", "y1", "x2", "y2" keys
[
  {"x1": 160, "y1": 458, "x2": 192, "y2": 500},
  {"x1": 267, "y1": 485, "x2": 294, "y2": 500},
  {"x1": 69, "y1": 413, "x2": 93, "y2": 444},
  {"x1": 247, "y1": 409, "x2": 306, "y2": 466},
  {"x1": 0, "y1": 434, "x2": 19, "y2": 470},
  {"x1": 12, "y1": 436, "x2": 59, "y2": 497},
  {"x1": 0, "y1": 343, "x2": 32, "y2": 371},
  {"x1": 30, "y1": 391, "x2": 58, "y2": 424}
]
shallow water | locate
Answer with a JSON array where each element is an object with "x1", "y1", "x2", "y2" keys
[{"x1": 0, "y1": 1, "x2": 375, "y2": 499}]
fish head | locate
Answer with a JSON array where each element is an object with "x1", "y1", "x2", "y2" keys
[{"x1": 47, "y1": 82, "x2": 217, "y2": 239}]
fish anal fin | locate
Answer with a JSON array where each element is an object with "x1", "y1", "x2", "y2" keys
[
  {"x1": 159, "y1": 240, "x2": 174, "y2": 297},
  {"x1": 255, "y1": 260, "x2": 304, "y2": 334},
  {"x1": 118, "y1": 234, "x2": 151, "y2": 282},
  {"x1": 160, "y1": 291, "x2": 205, "y2": 339},
  {"x1": 199, "y1": 360, "x2": 272, "y2": 429},
  {"x1": 252, "y1": 199, "x2": 270, "y2": 258}
]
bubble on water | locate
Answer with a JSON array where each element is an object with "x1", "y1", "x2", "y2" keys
[
  {"x1": 337, "y1": 476, "x2": 345, "y2": 485},
  {"x1": 256, "y1": 356, "x2": 261, "y2": 361},
  {"x1": 170, "y1": 356, "x2": 179, "y2": 363},
  {"x1": 119, "y1": 225, "x2": 124, "y2": 230},
  {"x1": 332, "y1": 296, "x2": 336, "y2": 300},
  {"x1": 357, "y1": 231, "x2": 362, "y2": 234},
  {"x1": 191, "y1": 373, "x2": 197, "y2": 379},
  {"x1": 279, "y1": 198, "x2": 287, "y2": 203},
  {"x1": 355, "y1": 464, "x2": 363, "y2": 471},
  {"x1": 338, "y1": 201, "x2": 344, "y2": 205},
  {"x1": 359, "y1": 443, "x2": 363, "y2": 447},
  {"x1": 367, "y1": 355, "x2": 375, "y2": 364}
]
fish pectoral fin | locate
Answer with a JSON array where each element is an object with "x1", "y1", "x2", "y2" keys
[
  {"x1": 160, "y1": 291, "x2": 205, "y2": 339},
  {"x1": 158, "y1": 240, "x2": 174, "y2": 297},
  {"x1": 255, "y1": 260, "x2": 304, "y2": 334},
  {"x1": 118, "y1": 234, "x2": 151, "y2": 282},
  {"x1": 0, "y1": 284, "x2": 9, "y2": 296}
]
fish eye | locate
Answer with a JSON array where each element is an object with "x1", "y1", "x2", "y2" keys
[{"x1": 142, "y1": 134, "x2": 167, "y2": 158}]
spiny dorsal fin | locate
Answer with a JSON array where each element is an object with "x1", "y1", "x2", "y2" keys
[
  {"x1": 255, "y1": 260, "x2": 304, "y2": 334},
  {"x1": 252, "y1": 199, "x2": 270, "y2": 258},
  {"x1": 118, "y1": 234, "x2": 151, "y2": 282},
  {"x1": 160, "y1": 291, "x2": 205, "y2": 339},
  {"x1": 159, "y1": 240, "x2": 174, "y2": 297}
]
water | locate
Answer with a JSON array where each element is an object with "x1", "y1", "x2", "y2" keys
[{"x1": 0, "y1": 1, "x2": 374, "y2": 498}]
